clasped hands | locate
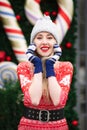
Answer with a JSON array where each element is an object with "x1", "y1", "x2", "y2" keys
[{"x1": 26, "y1": 43, "x2": 62, "y2": 78}]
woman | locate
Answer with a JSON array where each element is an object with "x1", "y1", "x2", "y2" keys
[{"x1": 17, "y1": 16, "x2": 73, "y2": 130}]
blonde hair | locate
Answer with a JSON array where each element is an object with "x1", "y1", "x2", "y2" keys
[{"x1": 41, "y1": 57, "x2": 51, "y2": 102}]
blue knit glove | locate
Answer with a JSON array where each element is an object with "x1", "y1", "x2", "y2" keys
[
  {"x1": 46, "y1": 44, "x2": 62, "y2": 78},
  {"x1": 26, "y1": 44, "x2": 43, "y2": 74}
]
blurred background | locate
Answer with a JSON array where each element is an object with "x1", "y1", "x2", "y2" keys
[{"x1": 75, "y1": 0, "x2": 87, "y2": 130}]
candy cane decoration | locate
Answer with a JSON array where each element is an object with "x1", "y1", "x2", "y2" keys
[
  {"x1": 24, "y1": 0, "x2": 43, "y2": 25},
  {"x1": 24, "y1": 0, "x2": 74, "y2": 45},
  {"x1": 55, "y1": 0, "x2": 74, "y2": 44},
  {"x1": 0, "y1": 61, "x2": 18, "y2": 88},
  {"x1": 0, "y1": 0, "x2": 27, "y2": 62}
]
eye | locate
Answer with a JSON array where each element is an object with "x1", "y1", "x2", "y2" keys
[
  {"x1": 47, "y1": 36, "x2": 53, "y2": 39},
  {"x1": 36, "y1": 36, "x2": 42, "y2": 40}
]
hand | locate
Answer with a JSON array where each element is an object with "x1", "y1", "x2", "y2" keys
[
  {"x1": 51, "y1": 44, "x2": 62, "y2": 62},
  {"x1": 26, "y1": 44, "x2": 43, "y2": 74},
  {"x1": 26, "y1": 44, "x2": 36, "y2": 61},
  {"x1": 45, "y1": 44, "x2": 62, "y2": 78}
]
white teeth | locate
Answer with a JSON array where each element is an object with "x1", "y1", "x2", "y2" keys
[
  {"x1": 42, "y1": 48, "x2": 48, "y2": 50},
  {"x1": 41, "y1": 48, "x2": 49, "y2": 51}
]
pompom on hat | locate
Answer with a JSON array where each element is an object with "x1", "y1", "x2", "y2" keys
[{"x1": 30, "y1": 15, "x2": 59, "y2": 44}]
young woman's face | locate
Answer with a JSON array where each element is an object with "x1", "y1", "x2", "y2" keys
[{"x1": 33, "y1": 32, "x2": 56, "y2": 57}]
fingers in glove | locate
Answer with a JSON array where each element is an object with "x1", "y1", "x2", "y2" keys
[
  {"x1": 26, "y1": 44, "x2": 36, "y2": 61},
  {"x1": 53, "y1": 44, "x2": 62, "y2": 55},
  {"x1": 26, "y1": 44, "x2": 36, "y2": 54}
]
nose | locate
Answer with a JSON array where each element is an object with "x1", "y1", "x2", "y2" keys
[{"x1": 42, "y1": 38, "x2": 48, "y2": 45}]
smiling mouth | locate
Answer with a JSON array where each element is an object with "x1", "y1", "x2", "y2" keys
[{"x1": 41, "y1": 46, "x2": 50, "y2": 52}]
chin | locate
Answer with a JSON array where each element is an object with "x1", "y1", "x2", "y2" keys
[
  {"x1": 37, "y1": 51, "x2": 53, "y2": 58},
  {"x1": 41, "y1": 54, "x2": 53, "y2": 60}
]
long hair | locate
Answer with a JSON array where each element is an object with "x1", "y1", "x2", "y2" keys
[{"x1": 41, "y1": 57, "x2": 52, "y2": 102}]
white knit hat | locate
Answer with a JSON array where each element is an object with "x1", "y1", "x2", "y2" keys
[{"x1": 30, "y1": 15, "x2": 59, "y2": 44}]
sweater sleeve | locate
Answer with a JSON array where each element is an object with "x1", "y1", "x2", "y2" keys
[
  {"x1": 17, "y1": 61, "x2": 34, "y2": 93},
  {"x1": 54, "y1": 61, "x2": 73, "y2": 105}
]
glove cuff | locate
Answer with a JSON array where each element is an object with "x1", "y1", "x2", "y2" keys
[{"x1": 46, "y1": 60, "x2": 55, "y2": 78}]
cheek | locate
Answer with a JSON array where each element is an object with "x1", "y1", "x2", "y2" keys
[
  {"x1": 34, "y1": 41, "x2": 40, "y2": 48},
  {"x1": 49, "y1": 40, "x2": 55, "y2": 46},
  {"x1": 50, "y1": 44, "x2": 54, "y2": 50},
  {"x1": 50, "y1": 48, "x2": 54, "y2": 55},
  {"x1": 36, "y1": 44, "x2": 41, "y2": 52},
  {"x1": 49, "y1": 45, "x2": 54, "y2": 55},
  {"x1": 36, "y1": 46, "x2": 41, "y2": 54}
]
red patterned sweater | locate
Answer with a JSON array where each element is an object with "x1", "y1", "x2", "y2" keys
[{"x1": 17, "y1": 61, "x2": 73, "y2": 130}]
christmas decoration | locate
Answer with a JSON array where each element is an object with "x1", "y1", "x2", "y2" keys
[
  {"x1": 0, "y1": 0, "x2": 27, "y2": 62},
  {"x1": 72, "y1": 120, "x2": 78, "y2": 126},
  {"x1": 24, "y1": 0, "x2": 74, "y2": 45},
  {"x1": 35, "y1": 0, "x2": 41, "y2": 4},
  {"x1": 0, "y1": 51, "x2": 6, "y2": 62},
  {"x1": 16, "y1": 15, "x2": 21, "y2": 21},
  {"x1": 0, "y1": 51, "x2": 12, "y2": 62},
  {"x1": 6, "y1": 56, "x2": 11, "y2": 61},
  {"x1": 44, "y1": 11, "x2": 50, "y2": 16},
  {"x1": 51, "y1": 11, "x2": 57, "y2": 16},
  {"x1": 0, "y1": 61, "x2": 17, "y2": 88},
  {"x1": 66, "y1": 42, "x2": 72, "y2": 48}
]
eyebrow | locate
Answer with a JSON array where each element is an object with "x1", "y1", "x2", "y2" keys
[{"x1": 36, "y1": 33, "x2": 53, "y2": 37}]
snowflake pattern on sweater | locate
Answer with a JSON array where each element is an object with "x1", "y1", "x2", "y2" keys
[{"x1": 17, "y1": 61, "x2": 73, "y2": 130}]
